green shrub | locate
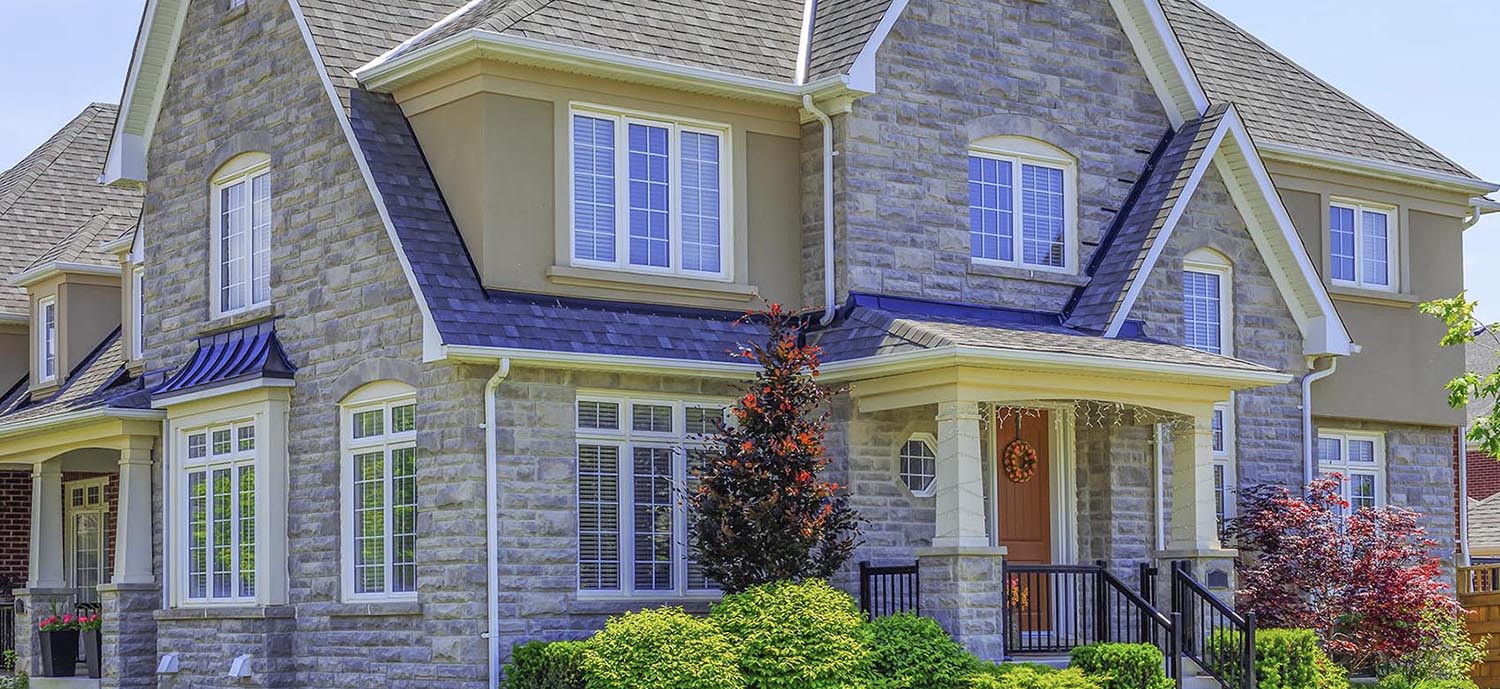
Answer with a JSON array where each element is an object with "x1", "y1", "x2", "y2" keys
[
  {"x1": 711, "y1": 579, "x2": 874, "y2": 689},
  {"x1": 1068, "y1": 643, "x2": 1173, "y2": 689},
  {"x1": 1377, "y1": 674, "x2": 1478, "y2": 689},
  {"x1": 503, "y1": 640, "x2": 586, "y2": 689},
  {"x1": 1381, "y1": 606, "x2": 1486, "y2": 683},
  {"x1": 1208, "y1": 628, "x2": 1334, "y2": 689},
  {"x1": 580, "y1": 607, "x2": 742, "y2": 689},
  {"x1": 868, "y1": 613, "x2": 975, "y2": 689},
  {"x1": 964, "y1": 664, "x2": 1101, "y2": 689}
]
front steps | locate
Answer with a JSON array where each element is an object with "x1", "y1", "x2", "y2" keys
[{"x1": 30, "y1": 678, "x2": 101, "y2": 689}]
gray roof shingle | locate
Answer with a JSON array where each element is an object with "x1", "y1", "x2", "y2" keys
[
  {"x1": 0, "y1": 331, "x2": 150, "y2": 427},
  {"x1": 0, "y1": 104, "x2": 142, "y2": 317},
  {"x1": 1067, "y1": 105, "x2": 1227, "y2": 332},
  {"x1": 1469, "y1": 329, "x2": 1500, "y2": 425},
  {"x1": 1160, "y1": 0, "x2": 1477, "y2": 180},
  {"x1": 805, "y1": 0, "x2": 893, "y2": 82}
]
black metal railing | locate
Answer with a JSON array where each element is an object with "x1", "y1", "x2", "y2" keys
[
  {"x1": 0, "y1": 600, "x2": 15, "y2": 662},
  {"x1": 1003, "y1": 561, "x2": 1180, "y2": 683},
  {"x1": 1172, "y1": 561, "x2": 1255, "y2": 689},
  {"x1": 858, "y1": 560, "x2": 920, "y2": 620}
]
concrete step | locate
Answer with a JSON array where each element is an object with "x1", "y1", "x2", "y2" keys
[{"x1": 29, "y1": 676, "x2": 101, "y2": 689}]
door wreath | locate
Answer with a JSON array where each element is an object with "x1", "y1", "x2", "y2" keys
[{"x1": 1002, "y1": 439, "x2": 1038, "y2": 484}]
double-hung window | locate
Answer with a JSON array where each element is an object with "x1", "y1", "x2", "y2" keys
[
  {"x1": 1316, "y1": 430, "x2": 1385, "y2": 511},
  {"x1": 576, "y1": 397, "x2": 724, "y2": 596},
  {"x1": 1211, "y1": 402, "x2": 1235, "y2": 531},
  {"x1": 570, "y1": 108, "x2": 729, "y2": 279},
  {"x1": 37, "y1": 296, "x2": 57, "y2": 383},
  {"x1": 1329, "y1": 200, "x2": 1397, "y2": 291},
  {"x1": 210, "y1": 155, "x2": 272, "y2": 317},
  {"x1": 342, "y1": 389, "x2": 418, "y2": 600},
  {"x1": 182, "y1": 421, "x2": 257, "y2": 603},
  {"x1": 968, "y1": 141, "x2": 1075, "y2": 271},
  {"x1": 1183, "y1": 249, "x2": 1232, "y2": 356}
]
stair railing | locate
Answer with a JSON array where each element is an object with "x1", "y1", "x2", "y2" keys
[{"x1": 1171, "y1": 560, "x2": 1255, "y2": 689}]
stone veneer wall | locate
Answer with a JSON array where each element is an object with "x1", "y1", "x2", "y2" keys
[
  {"x1": 0, "y1": 470, "x2": 28, "y2": 589},
  {"x1": 806, "y1": 0, "x2": 1171, "y2": 310},
  {"x1": 139, "y1": 0, "x2": 484, "y2": 687}
]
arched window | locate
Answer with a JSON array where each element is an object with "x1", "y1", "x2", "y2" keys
[
  {"x1": 340, "y1": 380, "x2": 418, "y2": 601},
  {"x1": 1182, "y1": 248, "x2": 1232, "y2": 356},
  {"x1": 210, "y1": 152, "x2": 271, "y2": 318},
  {"x1": 967, "y1": 136, "x2": 1078, "y2": 272}
]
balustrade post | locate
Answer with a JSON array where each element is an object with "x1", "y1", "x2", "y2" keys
[
  {"x1": 1244, "y1": 612, "x2": 1257, "y2": 689},
  {"x1": 1094, "y1": 561, "x2": 1109, "y2": 643}
]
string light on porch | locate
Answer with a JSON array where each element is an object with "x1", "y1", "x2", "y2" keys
[{"x1": 984, "y1": 401, "x2": 1199, "y2": 433}]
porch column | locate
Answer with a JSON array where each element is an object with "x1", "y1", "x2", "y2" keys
[
  {"x1": 1157, "y1": 409, "x2": 1236, "y2": 594},
  {"x1": 113, "y1": 440, "x2": 155, "y2": 585},
  {"x1": 28, "y1": 460, "x2": 64, "y2": 589},
  {"x1": 918, "y1": 400, "x2": 1007, "y2": 661}
]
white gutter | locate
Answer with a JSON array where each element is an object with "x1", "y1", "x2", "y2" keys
[
  {"x1": 9, "y1": 261, "x2": 123, "y2": 288},
  {"x1": 1301, "y1": 357, "x2": 1338, "y2": 485},
  {"x1": 1460, "y1": 424, "x2": 1472, "y2": 566},
  {"x1": 0, "y1": 407, "x2": 165, "y2": 441},
  {"x1": 802, "y1": 95, "x2": 838, "y2": 325},
  {"x1": 1256, "y1": 141, "x2": 1500, "y2": 196},
  {"x1": 483, "y1": 357, "x2": 511, "y2": 689}
]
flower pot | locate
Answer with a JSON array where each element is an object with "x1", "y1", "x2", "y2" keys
[
  {"x1": 38, "y1": 628, "x2": 79, "y2": 677},
  {"x1": 83, "y1": 629, "x2": 102, "y2": 679}
]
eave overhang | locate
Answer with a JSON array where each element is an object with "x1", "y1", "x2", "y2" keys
[{"x1": 9, "y1": 262, "x2": 123, "y2": 288}]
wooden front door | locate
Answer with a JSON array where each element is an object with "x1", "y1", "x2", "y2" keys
[{"x1": 995, "y1": 408, "x2": 1051, "y2": 563}]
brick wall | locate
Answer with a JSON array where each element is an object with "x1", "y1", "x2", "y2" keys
[
  {"x1": 0, "y1": 470, "x2": 29, "y2": 591},
  {"x1": 1469, "y1": 448, "x2": 1500, "y2": 501}
]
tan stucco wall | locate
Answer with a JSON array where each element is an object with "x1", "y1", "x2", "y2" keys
[
  {"x1": 1270, "y1": 160, "x2": 1471, "y2": 426},
  {"x1": 400, "y1": 61, "x2": 805, "y2": 310},
  {"x1": 0, "y1": 323, "x2": 25, "y2": 387},
  {"x1": 26, "y1": 273, "x2": 121, "y2": 393}
]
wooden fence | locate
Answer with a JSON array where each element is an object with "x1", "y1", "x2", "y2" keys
[{"x1": 1459, "y1": 565, "x2": 1500, "y2": 689}]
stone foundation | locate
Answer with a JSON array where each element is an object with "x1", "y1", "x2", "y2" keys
[
  {"x1": 98, "y1": 584, "x2": 157, "y2": 689},
  {"x1": 916, "y1": 547, "x2": 1007, "y2": 661}
]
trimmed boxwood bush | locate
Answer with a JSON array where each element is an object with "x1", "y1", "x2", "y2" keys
[
  {"x1": 1208, "y1": 628, "x2": 1347, "y2": 689},
  {"x1": 711, "y1": 579, "x2": 874, "y2": 689},
  {"x1": 1069, "y1": 643, "x2": 1173, "y2": 689},
  {"x1": 1377, "y1": 675, "x2": 1479, "y2": 689},
  {"x1": 964, "y1": 663, "x2": 1102, "y2": 689},
  {"x1": 503, "y1": 640, "x2": 586, "y2": 689},
  {"x1": 868, "y1": 613, "x2": 975, "y2": 689},
  {"x1": 580, "y1": 607, "x2": 742, "y2": 689}
]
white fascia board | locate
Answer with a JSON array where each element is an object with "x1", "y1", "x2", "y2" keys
[
  {"x1": 0, "y1": 407, "x2": 165, "y2": 442},
  {"x1": 102, "y1": 0, "x2": 188, "y2": 186},
  {"x1": 1256, "y1": 141, "x2": 1499, "y2": 196},
  {"x1": 1104, "y1": 115, "x2": 1230, "y2": 338},
  {"x1": 150, "y1": 377, "x2": 296, "y2": 409},
  {"x1": 844, "y1": 0, "x2": 911, "y2": 93},
  {"x1": 9, "y1": 262, "x2": 123, "y2": 288},
  {"x1": 1108, "y1": 0, "x2": 1209, "y2": 128},
  {"x1": 441, "y1": 345, "x2": 760, "y2": 379}
]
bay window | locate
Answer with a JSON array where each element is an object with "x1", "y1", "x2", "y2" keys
[
  {"x1": 182, "y1": 421, "x2": 257, "y2": 602},
  {"x1": 576, "y1": 396, "x2": 724, "y2": 596},
  {"x1": 1316, "y1": 430, "x2": 1385, "y2": 511},
  {"x1": 1329, "y1": 200, "x2": 1397, "y2": 291},
  {"x1": 570, "y1": 107, "x2": 729, "y2": 279}
]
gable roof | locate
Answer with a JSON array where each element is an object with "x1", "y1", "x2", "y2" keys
[
  {"x1": 0, "y1": 104, "x2": 142, "y2": 317},
  {"x1": 1159, "y1": 0, "x2": 1484, "y2": 186},
  {"x1": 0, "y1": 330, "x2": 152, "y2": 430}
]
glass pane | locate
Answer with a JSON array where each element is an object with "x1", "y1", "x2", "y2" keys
[
  {"x1": 238, "y1": 466, "x2": 256, "y2": 598},
  {"x1": 353, "y1": 451, "x2": 385, "y2": 594},
  {"x1": 1329, "y1": 206, "x2": 1356, "y2": 281},
  {"x1": 237, "y1": 425, "x2": 255, "y2": 452},
  {"x1": 1348, "y1": 439, "x2": 1376, "y2": 464},
  {"x1": 391, "y1": 447, "x2": 418, "y2": 594},
  {"x1": 1212, "y1": 409, "x2": 1225, "y2": 453},
  {"x1": 627, "y1": 123, "x2": 671, "y2": 268},
  {"x1": 1316, "y1": 437, "x2": 1341, "y2": 464},
  {"x1": 353, "y1": 409, "x2": 384, "y2": 439},
  {"x1": 577, "y1": 445, "x2": 621, "y2": 591},
  {"x1": 1350, "y1": 473, "x2": 1377, "y2": 510},
  {"x1": 578, "y1": 401, "x2": 621, "y2": 430},
  {"x1": 1183, "y1": 270, "x2": 1222, "y2": 354},
  {"x1": 632, "y1": 404, "x2": 673, "y2": 433},
  {"x1": 213, "y1": 429, "x2": 232, "y2": 455},
  {"x1": 1020, "y1": 164, "x2": 1066, "y2": 267},
  {"x1": 632, "y1": 447, "x2": 674, "y2": 591},
  {"x1": 1361, "y1": 211, "x2": 1389, "y2": 286},
  {"x1": 680, "y1": 130, "x2": 721, "y2": 273},
  {"x1": 391, "y1": 404, "x2": 416, "y2": 434},
  {"x1": 74, "y1": 513, "x2": 101, "y2": 589},
  {"x1": 1214, "y1": 464, "x2": 1227, "y2": 528},
  {"x1": 212, "y1": 468, "x2": 233, "y2": 598},
  {"x1": 900, "y1": 440, "x2": 936, "y2": 493},
  {"x1": 251, "y1": 173, "x2": 272, "y2": 305},
  {"x1": 220, "y1": 181, "x2": 248, "y2": 311},
  {"x1": 572, "y1": 115, "x2": 617, "y2": 263},
  {"x1": 188, "y1": 472, "x2": 208, "y2": 599},
  {"x1": 685, "y1": 448, "x2": 716, "y2": 591},
  {"x1": 684, "y1": 406, "x2": 723, "y2": 435},
  {"x1": 968, "y1": 156, "x2": 1013, "y2": 261},
  {"x1": 188, "y1": 433, "x2": 207, "y2": 459}
]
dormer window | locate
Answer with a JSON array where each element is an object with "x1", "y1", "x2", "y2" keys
[
  {"x1": 569, "y1": 107, "x2": 729, "y2": 280},
  {"x1": 210, "y1": 153, "x2": 272, "y2": 318},
  {"x1": 1328, "y1": 200, "x2": 1396, "y2": 291},
  {"x1": 968, "y1": 137, "x2": 1078, "y2": 272},
  {"x1": 38, "y1": 296, "x2": 57, "y2": 383}
]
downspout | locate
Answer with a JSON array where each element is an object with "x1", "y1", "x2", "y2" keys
[
  {"x1": 1301, "y1": 357, "x2": 1338, "y2": 485},
  {"x1": 1460, "y1": 424, "x2": 1472, "y2": 566},
  {"x1": 803, "y1": 94, "x2": 838, "y2": 325},
  {"x1": 1464, "y1": 202, "x2": 1483, "y2": 230},
  {"x1": 483, "y1": 358, "x2": 512, "y2": 689},
  {"x1": 1153, "y1": 423, "x2": 1167, "y2": 552}
]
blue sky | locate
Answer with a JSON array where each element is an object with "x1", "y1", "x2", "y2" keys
[{"x1": 2, "y1": 0, "x2": 1496, "y2": 320}]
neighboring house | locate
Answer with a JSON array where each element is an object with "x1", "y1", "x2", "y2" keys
[
  {"x1": 0, "y1": 0, "x2": 1493, "y2": 688},
  {"x1": 1463, "y1": 330, "x2": 1500, "y2": 562}
]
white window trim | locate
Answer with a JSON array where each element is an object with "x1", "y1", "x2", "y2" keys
[
  {"x1": 1316, "y1": 428, "x2": 1387, "y2": 509},
  {"x1": 567, "y1": 104, "x2": 733, "y2": 282},
  {"x1": 1328, "y1": 199, "x2": 1399, "y2": 292},
  {"x1": 339, "y1": 381, "x2": 418, "y2": 603},
  {"x1": 1184, "y1": 249, "x2": 1233, "y2": 357},
  {"x1": 1211, "y1": 400, "x2": 1235, "y2": 528},
  {"x1": 574, "y1": 393, "x2": 728, "y2": 600},
  {"x1": 898, "y1": 432, "x2": 938, "y2": 498},
  {"x1": 208, "y1": 154, "x2": 272, "y2": 319},
  {"x1": 968, "y1": 139, "x2": 1079, "y2": 274},
  {"x1": 176, "y1": 419, "x2": 258, "y2": 605},
  {"x1": 37, "y1": 295, "x2": 57, "y2": 384}
]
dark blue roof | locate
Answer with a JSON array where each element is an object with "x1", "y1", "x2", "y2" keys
[{"x1": 153, "y1": 320, "x2": 297, "y2": 398}]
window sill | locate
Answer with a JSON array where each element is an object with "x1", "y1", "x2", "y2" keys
[
  {"x1": 967, "y1": 262, "x2": 1089, "y2": 287},
  {"x1": 154, "y1": 604, "x2": 294, "y2": 621},
  {"x1": 546, "y1": 265, "x2": 759, "y2": 303},
  {"x1": 321, "y1": 600, "x2": 423, "y2": 617},
  {"x1": 197, "y1": 305, "x2": 278, "y2": 338},
  {"x1": 1326, "y1": 285, "x2": 1423, "y2": 308},
  {"x1": 571, "y1": 595, "x2": 718, "y2": 615}
]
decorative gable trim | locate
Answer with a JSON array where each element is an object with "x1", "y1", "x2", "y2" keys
[
  {"x1": 1108, "y1": 105, "x2": 1353, "y2": 357},
  {"x1": 844, "y1": 0, "x2": 910, "y2": 92},
  {"x1": 103, "y1": 0, "x2": 190, "y2": 185},
  {"x1": 1107, "y1": 0, "x2": 1209, "y2": 127}
]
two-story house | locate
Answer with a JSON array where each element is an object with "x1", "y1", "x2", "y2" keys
[{"x1": 1, "y1": 0, "x2": 1494, "y2": 687}]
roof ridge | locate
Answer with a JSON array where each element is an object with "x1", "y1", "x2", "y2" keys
[
  {"x1": 1172, "y1": 0, "x2": 1477, "y2": 180},
  {"x1": 0, "y1": 104, "x2": 108, "y2": 219}
]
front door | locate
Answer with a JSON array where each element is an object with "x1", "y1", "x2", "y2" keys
[
  {"x1": 63, "y1": 478, "x2": 109, "y2": 603},
  {"x1": 994, "y1": 408, "x2": 1051, "y2": 564}
]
